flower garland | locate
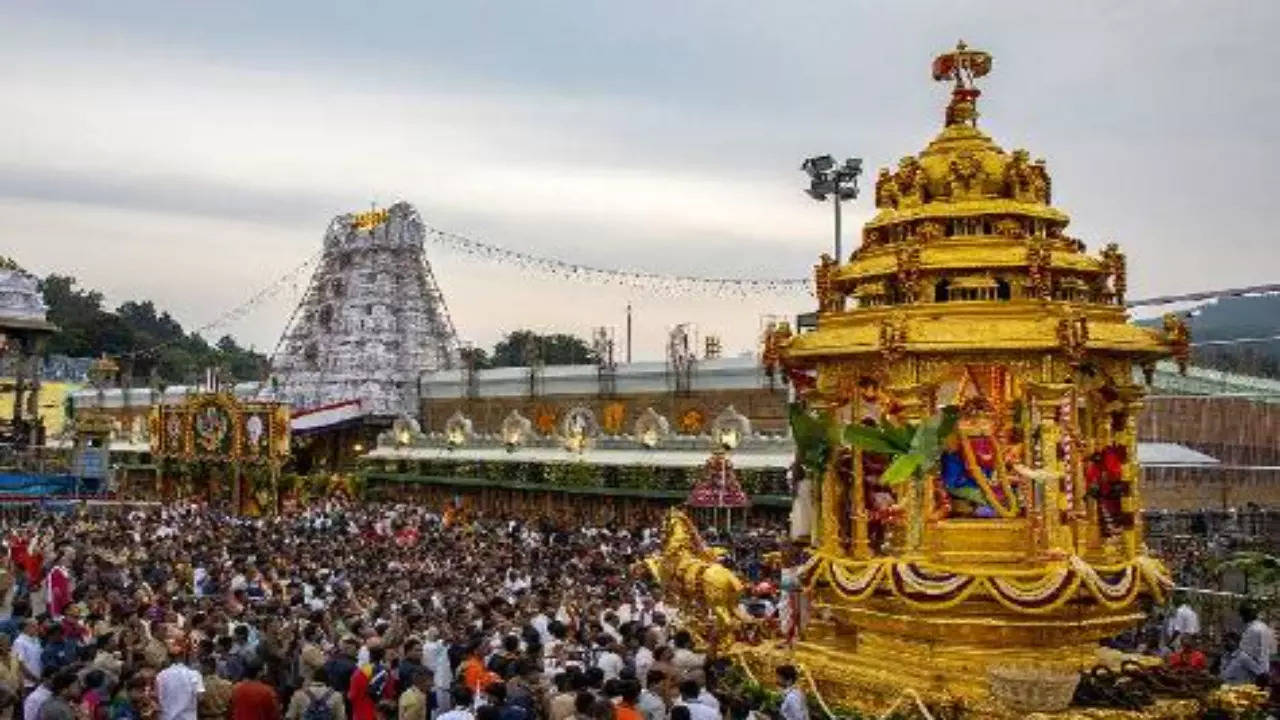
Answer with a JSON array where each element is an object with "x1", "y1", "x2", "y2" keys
[
  {"x1": 958, "y1": 432, "x2": 1019, "y2": 518},
  {"x1": 810, "y1": 553, "x2": 1170, "y2": 615}
]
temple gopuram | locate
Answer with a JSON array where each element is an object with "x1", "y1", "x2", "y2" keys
[{"x1": 653, "y1": 43, "x2": 1267, "y2": 718}]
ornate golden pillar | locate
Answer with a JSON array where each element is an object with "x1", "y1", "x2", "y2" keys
[
  {"x1": 847, "y1": 373, "x2": 872, "y2": 559},
  {"x1": 1063, "y1": 392, "x2": 1092, "y2": 557},
  {"x1": 806, "y1": 390, "x2": 843, "y2": 556},
  {"x1": 1038, "y1": 420, "x2": 1059, "y2": 551},
  {"x1": 1116, "y1": 386, "x2": 1146, "y2": 559},
  {"x1": 851, "y1": 447, "x2": 870, "y2": 558},
  {"x1": 1026, "y1": 382, "x2": 1073, "y2": 558},
  {"x1": 820, "y1": 453, "x2": 841, "y2": 555}
]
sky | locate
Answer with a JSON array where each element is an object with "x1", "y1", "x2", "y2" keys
[{"x1": 2, "y1": 1, "x2": 1277, "y2": 361}]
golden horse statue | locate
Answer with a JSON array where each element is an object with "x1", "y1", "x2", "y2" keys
[{"x1": 646, "y1": 509, "x2": 747, "y2": 651}]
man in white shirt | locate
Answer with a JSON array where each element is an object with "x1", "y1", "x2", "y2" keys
[
  {"x1": 192, "y1": 568, "x2": 208, "y2": 598},
  {"x1": 672, "y1": 680, "x2": 718, "y2": 720},
  {"x1": 1224, "y1": 605, "x2": 1277, "y2": 684},
  {"x1": 530, "y1": 607, "x2": 552, "y2": 646},
  {"x1": 633, "y1": 634, "x2": 656, "y2": 684},
  {"x1": 1165, "y1": 596, "x2": 1200, "y2": 650},
  {"x1": 156, "y1": 643, "x2": 204, "y2": 720},
  {"x1": 599, "y1": 614, "x2": 623, "y2": 645},
  {"x1": 648, "y1": 612, "x2": 670, "y2": 648},
  {"x1": 593, "y1": 636, "x2": 624, "y2": 681},
  {"x1": 436, "y1": 686, "x2": 474, "y2": 720},
  {"x1": 671, "y1": 632, "x2": 704, "y2": 680},
  {"x1": 614, "y1": 601, "x2": 633, "y2": 626},
  {"x1": 695, "y1": 687, "x2": 719, "y2": 714},
  {"x1": 776, "y1": 665, "x2": 808, "y2": 720},
  {"x1": 22, "y1": 676, "x2": 51, "y2": 720},
  {"x1": 636, "y1": 671, "x2": 666, "y2": 720},
  {"x1": 13, "y1": 620, "x2": 42, "y2": 690},
  {"x1": 421, "y1": 628, "x2": 453, "y2": 717}
]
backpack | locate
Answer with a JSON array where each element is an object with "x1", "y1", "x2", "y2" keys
[{"x1": 302, "y1": 689, "x2": 335, "y2": 720}]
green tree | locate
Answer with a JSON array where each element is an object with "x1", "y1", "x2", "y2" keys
[
  {"x1": 117, "y1": 301, "x2": 184, "y2": 347},
  {"x1": 156, "y1": 346, "x2": 198, "y2": 383},
  {"x1": 214, "y1": 335, "x2": 268, "y2": 380},
  {"x1": 38, "y1": 272, "x2": 268, "y2": 384},
  {"x1": 39, "y1": 274, "x2": 108, "y2": 356},
  {"x1": 459, "y1": 346, "x2": 492, "y2": 370},
  {"x1": 1217, "y1": 552, "x2": 1280, "y2": 598},
  {"x1": 490, "y1": 330, "x2": 595, "y2": 367}
]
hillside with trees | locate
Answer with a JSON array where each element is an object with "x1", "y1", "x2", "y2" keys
[
  {"x1": 38, "y1": 274, "x2": 268, "y2": 383},
  {"x1": 1145, "y1": 294, "x2": 1280, "y2": 379}
]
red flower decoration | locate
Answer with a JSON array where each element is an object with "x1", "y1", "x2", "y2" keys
[
  {"x1": 1102, "y1": 445, "x2": 1126, "y2": 477},
  {"x1": 1085, "y1": 460, "x2": 1102, "y2": 487}
]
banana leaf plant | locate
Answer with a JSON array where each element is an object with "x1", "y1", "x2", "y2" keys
[
  {"x1": 841, "y1": 406, "x2": 960, "y2": 487},
  {"x1": 788, "y1": 403, "x2": 837, "y2": 480},
  {"x1": 788, "y1": 402, "x2": 960, "y2": 488}
]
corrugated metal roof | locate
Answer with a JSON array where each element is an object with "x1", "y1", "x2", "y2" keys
[
  {"x1": 364, "y1": 445, "x2": 793, "y2": 469},
  {"x1": 1136, "y1": 442, "x2": 1220, "y2": 466},
  {"x1": 366, "y1": 441, "x2": 1218, "y2": 469}
]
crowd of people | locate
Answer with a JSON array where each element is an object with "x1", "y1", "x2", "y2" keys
[
  {"x1": 1131, "y1": 593, "x2": 1277, "y2": 686},
  {"x1": 0, "y1": 500, "x2": 1274, "y2": 720},
  {"x1": 1121, "y1": 521, "x2": 1280, "y2": 689},
  {"x1": 0, "y1": 503, "x2": 804, "y2": 720}
]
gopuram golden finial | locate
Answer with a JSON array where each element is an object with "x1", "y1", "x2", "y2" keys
[{"x1": 931, "y1": 40, "x2": 992, "y2": 127}]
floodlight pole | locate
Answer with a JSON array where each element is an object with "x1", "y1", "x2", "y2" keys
[
  {"x1": 832, "y1": 192, "x2": 843, "y2": 262},
  {"x1": 803, "y1": 155, "x2": 862, "y2": 264}
]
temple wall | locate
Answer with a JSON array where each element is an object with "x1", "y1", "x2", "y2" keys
[
  {"x1": 420, "y1": 355, "x2": 790, "y2": 435},
  {"x1": 421, "y1": 387, "x2": 789, "y2": 436},
  {"x1": 1138, "y1": 396, "x2": 1280, "y2": 466},
  {"x1": 1142, "y1": 465, "x2": 1280, "y2": 512}
]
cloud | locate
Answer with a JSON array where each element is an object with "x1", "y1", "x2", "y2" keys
[
  {"x1": 0, "y1": 29, "x2": 837, "y2": 250},
  {"x1": 0, "y1": 24, "x2": 834, "y2": 356},
  {"x1": 0, "y1": 0, "x2": 1277, "y2": 362}
]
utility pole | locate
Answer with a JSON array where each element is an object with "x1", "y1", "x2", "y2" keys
[
  {"x1": 626, "y1": 304, "x2": 633, "y2": 364},
  {"x1": 802, "y1": 155, "x2": 863, "y2": 261}
]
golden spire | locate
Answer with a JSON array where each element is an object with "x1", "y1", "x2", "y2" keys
[{"x1": 931, "y1": 40, "x2": 992, "y2": 128}]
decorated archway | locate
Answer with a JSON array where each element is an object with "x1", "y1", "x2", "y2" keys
[{"x1": 149, "y1": 392, "x2": 290, "y2": 515}]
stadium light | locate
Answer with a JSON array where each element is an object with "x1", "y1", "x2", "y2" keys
[{"x1": 802, "y1": 154, "x2": 863, "y2": 261}]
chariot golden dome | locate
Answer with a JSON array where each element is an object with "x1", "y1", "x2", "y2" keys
[
  {"x1": 865, "y1": 42, "x2": 1064, "y2": 232},
  {"x1": 789, "y1": 41, "x2": 1183, "y2": 366}
]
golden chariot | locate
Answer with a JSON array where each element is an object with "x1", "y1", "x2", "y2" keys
[{"x1": 647, "y1": 44, "x2": 1260, "y2": 718}]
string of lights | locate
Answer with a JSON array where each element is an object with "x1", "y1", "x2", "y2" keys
[
  {"x1": 422, "y1": 225, "x2": 814, "y2": 297},
  {"x1": 1126, "y1": 283, "x2": 1280, "y2": 308},
  {"x1": 128, "y1": 252, "x2": 321, "y2": 360},
  {"x1": 1190, "y1": 333, "x2": 1280, "y2": 348},
  {"x1": 424, "y1": 223, "x2": 1280, "y2": 306},
  {"x1": 264, "y1": 260, "x2": 322, "y2": 366},
  {"x1": 118, "y1": 215, "x2": 1280, "y2": 365}
]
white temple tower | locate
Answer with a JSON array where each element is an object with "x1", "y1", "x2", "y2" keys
[{"x1": 270, "y1": 202, "x2": 459, "y2": 417}]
